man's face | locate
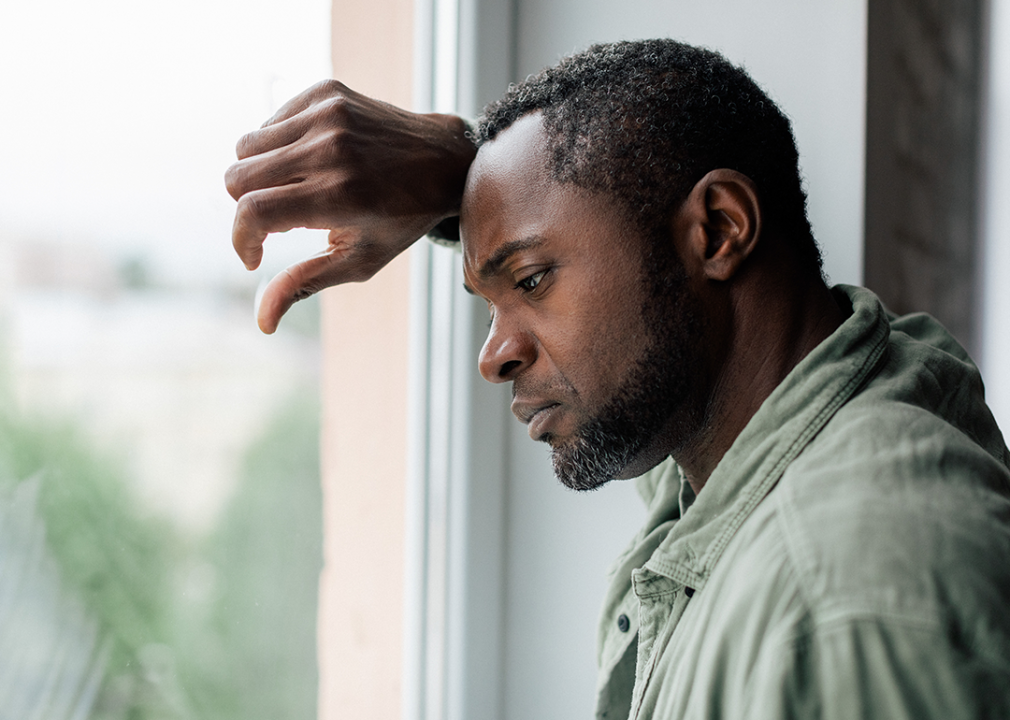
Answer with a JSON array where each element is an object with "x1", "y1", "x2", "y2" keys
[{"x1": 460, "y1": 113, "x2": 706, "y2": 490}]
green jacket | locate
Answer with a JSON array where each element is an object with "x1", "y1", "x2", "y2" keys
[{"x1": 594, "y1": 285, "x2": 1010, "y2": 720}]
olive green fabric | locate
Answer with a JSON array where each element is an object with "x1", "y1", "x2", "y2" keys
[{"x1": 594, "y1": 285, "x2": 1010, "y2": 720}]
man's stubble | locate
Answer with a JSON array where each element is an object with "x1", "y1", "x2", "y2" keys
[{"x1": 548, "y1": 248, "x2": 706, "y2": 491}]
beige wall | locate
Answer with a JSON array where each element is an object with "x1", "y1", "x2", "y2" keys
[{"x1": 318, "y1": 1, "x2": 413, "y2": 718}]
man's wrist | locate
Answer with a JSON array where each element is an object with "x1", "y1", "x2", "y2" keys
[
  {"x1": 427, "y1": 216, "x2": 461, "y2": 246},
  {"x1": 424, "y1": 114, "x2": 474, "y2": 248}
]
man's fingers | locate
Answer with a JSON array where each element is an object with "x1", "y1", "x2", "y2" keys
[
  {"x1": 225, "y1": 79, "x2": 473, "y2": 332},
  {"x1": 261, "y1": 79, "x2": 351, "y2": 127},
  {"x1": 236, "y1": 114, "x2": 309, "y2": 160},
  {"x1": 232, "y1": 183, "x2": 323, "y2": 270},
  {"x1": 256, "y1": 252, "x2": 351, "y2": 334},
  {"x1": 236, "y1": 79, "x2": 356, "y2": 162},
  {"x1": 256, "y1": 238, "x2": 390, "y2": 334},
  {"x1": 257, "y1": 267, "x2": 303, "y2": 334},
  {"x1": 257, "y1": 261, "x2": 330, "y2": 334},
  {"x1": 259, "y1": 82, "x2": 322, "y2": 127},
  {"x1": 225, "y1": 141, "x2": 315, "y2": 201}
]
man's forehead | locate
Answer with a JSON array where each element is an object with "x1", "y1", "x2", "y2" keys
[
  {"x1": 460, "y1": 112, "x2": 555, "y2": 266},
  {"x1": 460, "y1": 111, "x2": 646, "y2": 290},
  {"x1": 470, "y1": 112, "x2": 551, "y2": 181}
]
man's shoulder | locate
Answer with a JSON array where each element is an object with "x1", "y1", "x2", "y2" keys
[
  {"x1": 766, "y1": 372, "x2": 1010, "y2": 661},
  {"x1": 784, "y1": 300, "x2": 1010, "y2": 510}
]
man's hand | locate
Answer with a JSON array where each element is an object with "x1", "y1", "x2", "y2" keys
[{"x1": 224, "y1": 80, "x2": 476, "y2": 333}]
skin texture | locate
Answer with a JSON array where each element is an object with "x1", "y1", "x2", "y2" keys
[
  {"x1": 462, "y1": 113, "x2": 846, "y2": 493},
  {"x1": 224, "y1": 80, "x2": 475, "y2": 333}
]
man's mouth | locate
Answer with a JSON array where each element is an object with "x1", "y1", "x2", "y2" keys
[{"x1": 512, "y1": 400, "x2": 562, "y2": 440}]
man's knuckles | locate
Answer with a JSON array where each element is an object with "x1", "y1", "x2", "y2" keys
[
  {"x1": 314, "y1": 93, "x2": 355, "y2": 125},
  {"x1": 234, "y1": 191, "x2": 282, "y2": 234},
  {"x1": 309, "y1": 78, "x2": 351, "y2": 101},
  {"x1": 234, "y1": 130, "x2": 263, "y2": 161},
  {"x1": 224, "y1": 162, "x2": 251, "y2": 200}
]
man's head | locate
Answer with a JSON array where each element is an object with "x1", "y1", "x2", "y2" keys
[
  {"x1": 462, "y1": 114, "x2": 709, "y2": 490},
  {"x1": 461, "y1": 39, "x2": 822, "y2": 490},
  {"x1": 474, "y1": 39, "x2": 821, "y2": 274}
]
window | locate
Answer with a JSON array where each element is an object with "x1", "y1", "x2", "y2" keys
[{"x1": 0, "y1": 2, "x2": 329, "y2": 717}]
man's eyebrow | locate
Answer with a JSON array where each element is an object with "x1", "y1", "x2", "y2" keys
[{"x1": 478, "y1": 236, "x2": 545, "y2": 279}]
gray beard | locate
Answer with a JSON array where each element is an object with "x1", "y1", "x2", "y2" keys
[{"x1": 549, "y1": 424, "x2": 636, "y2": 492}]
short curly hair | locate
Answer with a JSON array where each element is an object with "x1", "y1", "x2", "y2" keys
[{"x1": 474, "y1": 39, "x2": 822, "y2": 274}]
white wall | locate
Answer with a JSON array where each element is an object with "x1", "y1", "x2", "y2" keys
[{"x1": 501, "y1": 437, "x2": 645, "y2": 720}]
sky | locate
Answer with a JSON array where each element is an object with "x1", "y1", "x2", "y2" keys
[{"x1": 0, "y1": 0, "x2": 331, "y2": 288}]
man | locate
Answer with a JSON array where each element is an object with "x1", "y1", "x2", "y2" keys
[{"x1": 226, "y1": 40, "x2": 1010, "y2": 718}]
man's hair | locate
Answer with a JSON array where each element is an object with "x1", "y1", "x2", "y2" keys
[{"x1": 474, "y1": 39, "x2": 823, "y2": 274}]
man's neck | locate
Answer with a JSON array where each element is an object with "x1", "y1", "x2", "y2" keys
[{"x1": 675, "y1": 269, "x2": 845, "y2": 495}]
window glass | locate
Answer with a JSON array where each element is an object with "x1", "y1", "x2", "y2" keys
[{"x1": 0, "y1": 2, "x2": 330, "y2": 718}]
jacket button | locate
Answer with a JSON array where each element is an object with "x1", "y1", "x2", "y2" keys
[
  {"x1": 617, "y1": 614, "x2": 630, "y2": 633},
  {"x1": 685, "y1": 587, "x2": 695, "y2": 598}
]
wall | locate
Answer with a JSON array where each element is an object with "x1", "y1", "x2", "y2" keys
[{"x1": 864, "y1": 0, "x2": 986, "y2": 354}]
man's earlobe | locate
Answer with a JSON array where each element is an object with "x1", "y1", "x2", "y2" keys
[{"x1": 686, "y1": 169, "x2": 761, "y2": 282}]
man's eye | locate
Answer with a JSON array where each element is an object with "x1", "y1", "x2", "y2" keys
[{"x1": 516, "y1": 270, "x2": 547, "y2": 292}]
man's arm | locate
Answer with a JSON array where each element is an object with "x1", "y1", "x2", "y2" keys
[{"x1": 224, "y1": 80, "x2": 475, "y2": 333}]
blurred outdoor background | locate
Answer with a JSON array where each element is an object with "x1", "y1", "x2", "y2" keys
[{"x1": 0, "y1": 0, "x2": 330, "y2": 717}]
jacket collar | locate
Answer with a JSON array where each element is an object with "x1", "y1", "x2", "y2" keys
[{"x1": 641, "y1": 285, "x2": 890, "y2": 589}]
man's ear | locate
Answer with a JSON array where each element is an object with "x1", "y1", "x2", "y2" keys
[{"x1": 677, "y1": 169, "x2": 761, "y2": 282}]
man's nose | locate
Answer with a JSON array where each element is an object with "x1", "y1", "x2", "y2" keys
[{"x1": 478, "y1": 314, "x2": 536, "y2": 383}]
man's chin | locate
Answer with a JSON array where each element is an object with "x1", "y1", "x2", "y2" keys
[{"x1": 547, "y1": 431, "x2": 638, "y2": 492}]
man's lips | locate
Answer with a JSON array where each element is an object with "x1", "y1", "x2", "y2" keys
[{"x1": 512, "y1": 400, "x2": 562, "y2": 440}]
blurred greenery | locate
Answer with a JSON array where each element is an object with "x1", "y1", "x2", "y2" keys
[
  {"x1": 180, "y1": 391, "x2": 323, "y2": 720},
  {"x1": 0, "y1": 372, "x2": 322, "y2": 719},
  {"x1": 117, "y1": 255, "x2": 152, "y2": 291},
  {"x1": 0, "y1": 405, "x2": 181, "y2": 718}
]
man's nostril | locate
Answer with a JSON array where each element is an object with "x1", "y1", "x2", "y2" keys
[{"x1": 500, "y1": 360, "x2": 522, "y2": 378}]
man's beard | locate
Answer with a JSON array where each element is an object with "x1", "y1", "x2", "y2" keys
[{"x1": 548, "y1": 251, "x2": 702, "y2": 491}]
